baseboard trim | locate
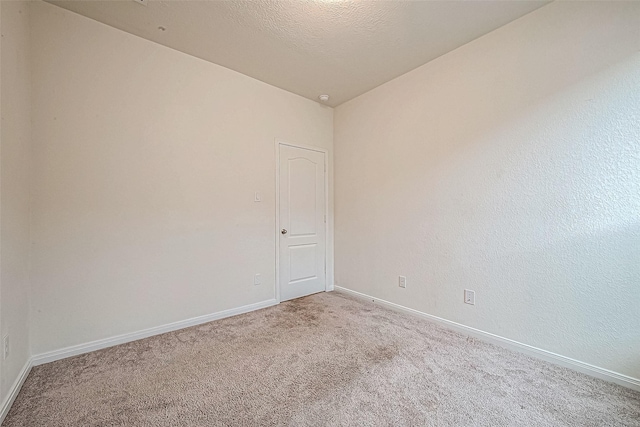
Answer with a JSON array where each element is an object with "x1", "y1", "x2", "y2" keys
[
  {"x1": 0, "y1": 358, "x2": 32, "y2": 425},
  {"x1": 334, "y1": 286, "x2": 640, "y2": 392},
  {"x1": 32, "y1": 298, "x2": 279, "y2": 366}
]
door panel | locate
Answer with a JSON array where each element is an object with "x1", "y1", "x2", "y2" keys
[
  {"x1": 289, "y1": 158, "x2": 318, "y2": 236},
  {"x1": 279, "y1": 145, "x2": 326, "y2": 302}
]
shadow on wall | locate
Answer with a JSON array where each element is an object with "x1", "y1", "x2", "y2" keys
[
  {"x1": 335, "y1": 2, "x2": 640, "y2": 380},
  {"x1": 400, "y1": 55, "x2": 639, "y2": 375}
]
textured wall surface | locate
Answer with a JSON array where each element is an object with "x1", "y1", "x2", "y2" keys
[
  {"x1": 0, "y1": 0, "x2": 32, "y2": 403},
  {"x1": 29, "y1": 2, "x2": 333, "y2": 355},
  {"x1": 46, "y1": 0, "x2": 547, "y2": 106},
  {"x1": 335, "y1": 1, "x2": 640, "y2": 379}
]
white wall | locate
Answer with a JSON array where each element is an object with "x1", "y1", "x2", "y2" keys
[
  {"x1": 29, "y1": 1, "x2": 333, "y2": 355},
  {"x1": 335, "y1": 1, "x2": 640, "y2": 380},
  {"x1": 0, "y1": 0, "x2": 32, "y2": 404}
]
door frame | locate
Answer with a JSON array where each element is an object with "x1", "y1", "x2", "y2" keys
[{"x1": 275, "y1": 139, "x2": 329, "y2": 303}]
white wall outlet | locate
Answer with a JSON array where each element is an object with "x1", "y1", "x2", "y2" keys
[
  {"x1": 399, "y1": 276, "x2": 407, "y2": 288},
  {"x1": 254, "y1": 192, "x2": 261, "y2": 202},
  {"x1": 254, "y1": 273, "x2": 262, "y2": 286},
  {"x1": 3, "y1": 335, "x2": 9, "y2": 360},
  {"x1": 464, "y1": 289, "x2": 475, "y2": 305}
]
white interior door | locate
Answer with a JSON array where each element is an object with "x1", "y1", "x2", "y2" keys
[{"x1": 278, "y1": 144, "x2": 326, "y2": 302}]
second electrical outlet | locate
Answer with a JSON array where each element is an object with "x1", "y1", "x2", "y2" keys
[
  {"x1": 399, "y1": 276, "x2": 407, "y2": 288},
  {"x1": 464, "y1": 289, "x2": 475, "y2": 305},
  {"x1": 3, "y1": 335, "x2": 9, "y2": 360}
]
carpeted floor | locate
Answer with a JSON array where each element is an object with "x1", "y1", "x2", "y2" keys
[{"x1": 3, "y1": 291, "x2": 639, "y2": 426}]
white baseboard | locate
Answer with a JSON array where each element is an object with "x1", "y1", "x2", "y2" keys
[
  {"x1": 32, "y1": 298, "x2": 278, "y2": 366},
  {"x1": 0, "y1": 359, "x2": 32, "y2": 425},
  {"x1": 334, "y1": 286, "x2": 640, "y2": 392}
]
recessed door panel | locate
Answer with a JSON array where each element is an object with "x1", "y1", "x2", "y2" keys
[
  {"x1": 289, "y1": 243, "x2": 318, "y2": 283},
  {"x1": 288, "y1": 158, "x2": 318, "y2": 237}
]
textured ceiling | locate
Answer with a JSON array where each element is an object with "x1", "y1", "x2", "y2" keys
[{"x1": 46, "y1": 0, "x2": 549, "y2": 107}]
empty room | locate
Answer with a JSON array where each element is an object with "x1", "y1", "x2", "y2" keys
[{"x1": 1, "y1": 0, "x2": 639, "y2": 425}]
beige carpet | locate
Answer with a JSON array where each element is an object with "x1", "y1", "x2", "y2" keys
[{"x1": 3, "y1": 291, "x2": 639, "y2": 426}]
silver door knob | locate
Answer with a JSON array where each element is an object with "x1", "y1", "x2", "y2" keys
[{"x1": 281, "y1": 229, "x2": 288, "y2": 235}]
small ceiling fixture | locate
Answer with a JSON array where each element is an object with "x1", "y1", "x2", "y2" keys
[{"x1": 318, "y1": 94, "x2": 329, "y2": 102}]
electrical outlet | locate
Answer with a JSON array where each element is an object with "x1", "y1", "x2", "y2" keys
[
  {"x1": 399, "y1": 276, "x2": 407, "y2": 288},
  {"x1": 3, "y1": 335, "x2": 9, "y2": 360},
  {"x1": 464, "y1": 289, "x2": 475, "y2": 305},
  {"x1": 254, "y1": 273, "x2": 262, "y2": 286}
]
